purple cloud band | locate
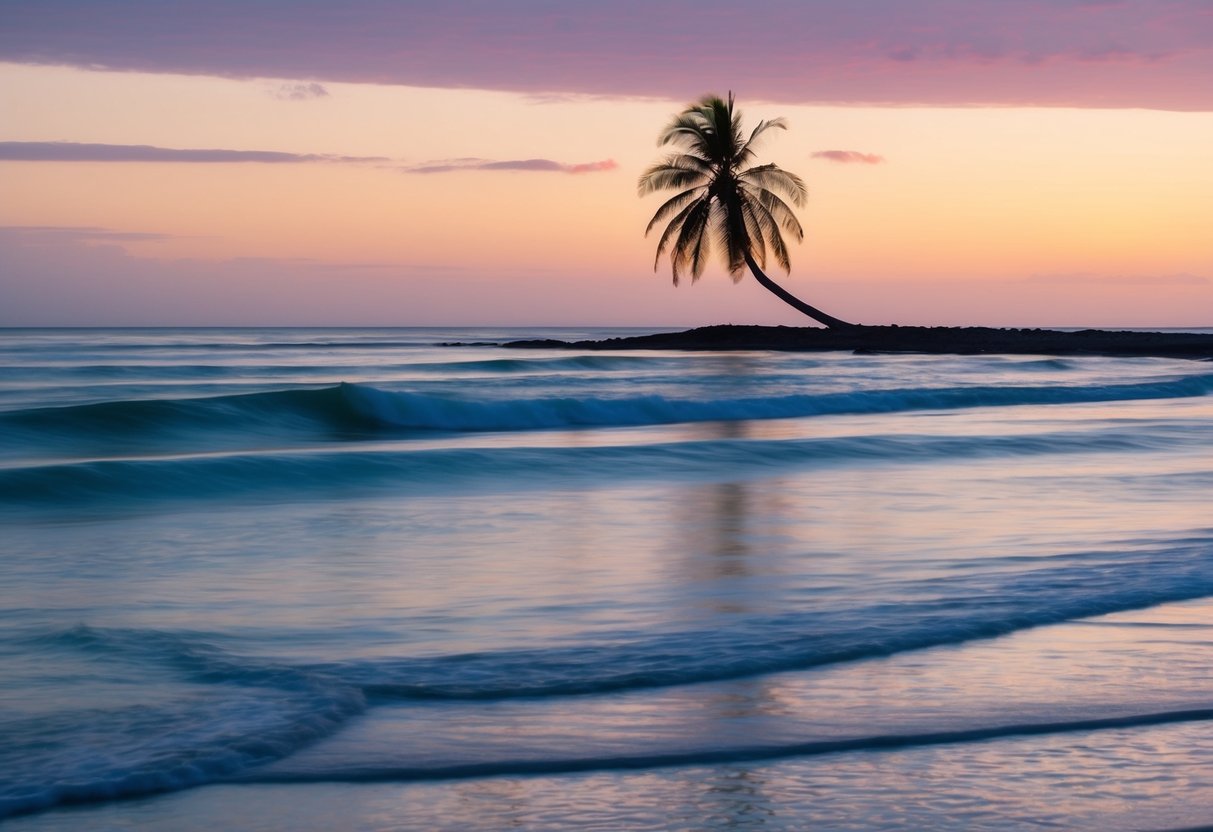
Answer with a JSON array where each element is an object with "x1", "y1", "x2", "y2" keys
[
  {"x1": 2, "y1": 1, "x2": 1212, "y2": 109},
  {"x1": 405, "y1": 158, "x2": 618, "y2": 175},
  {"x1": 812, "y1": 151, "x2": 885, "y2": 165},
  {"x1": 0, "y1": 144, "x2": 617, "y2": 177},
  {"x1": 0, "y1": 142, "x2": 386, "y2": 163}
]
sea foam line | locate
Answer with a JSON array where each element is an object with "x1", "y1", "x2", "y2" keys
[
  {"x1": 0, "y1": 424, "x2": 1202, "y2": 506},
  {"x1": 335, "y1": 539, "x2": 1213, "y2": 702},
  {"x1": 233, "y1": 706, "x2": 1213, "y2": 785}
]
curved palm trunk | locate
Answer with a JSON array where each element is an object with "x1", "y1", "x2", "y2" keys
[{"x1": 744, "y1": 252, "x2": 855, "y2": 329}]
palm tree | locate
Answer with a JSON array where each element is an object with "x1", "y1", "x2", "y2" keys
[{"x1": 639, "y1": 92, "x2": 854, "y2": 329}]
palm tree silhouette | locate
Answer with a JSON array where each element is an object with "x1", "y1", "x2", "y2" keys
[{"x1": 639, "y1": 93, "x2": 854, "y2": 329}]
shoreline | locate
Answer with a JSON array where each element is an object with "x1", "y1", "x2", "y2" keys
[{"x1": 503, "y1": 324, "x2": 1213, "y2": 360}]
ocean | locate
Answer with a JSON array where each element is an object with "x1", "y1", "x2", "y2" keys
[{"x1": 2, "y1": 326, "x2": 1213, "y2": 831}]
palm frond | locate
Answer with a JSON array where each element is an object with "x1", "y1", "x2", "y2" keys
[
  {"x1": 709, "y1": 95, "x2": 740, "y2": 165},
  {"x1": 652, "y1": 196, "x2": 700, "y2": 269},
  {"x1": 747, "y1": 117, "x2": 788, "y2": 147},
  {"x1": 689, "y1": 220, "x2": 713, "y2": 280},
  {"x1": 736, "y1": 118, "x2": 787, "y2": 168},
  {"x1": 658, "y1": 109, "x2": 716, "y2": 158},
  {"x1": 741, "y1": 183, "x2": 804, "y2": 240},
  {"x1": 671, "y1": 198, "x2": 712, "y2": 284},
  {"x1": 644, "y1": 186, "x2": 706, "y2": 236},
  {"x1": 737, "y1": 195, "x2": 769, "y2": 274},
  {"x1": 738, "y1": 164, "x2": 807, "y2": 206},
  {"x1": 758, "y1": 201, "x2": 792, "y2": 272},
  {"x1": 653, "y1": 196, "x2": 706, "y2": 281},
  {"x1": 637, "y1": 158, "x2": 710, "y2": 196},
  {"x1": 711, "y1": 200, "x2": 749, "y2": 278}
]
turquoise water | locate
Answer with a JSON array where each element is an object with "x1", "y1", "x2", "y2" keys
[{"x1": 2, "y1": 327, "x2": 1213, "y2": 830}]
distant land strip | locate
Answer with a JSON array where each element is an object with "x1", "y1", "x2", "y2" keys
[{"x1": 501, "y1": 325, "x2": 1213, "y2": 360}]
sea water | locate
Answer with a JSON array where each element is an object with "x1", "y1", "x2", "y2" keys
[{"x1": 2, "y1": 327, "x2": 1213, "y2": 831}]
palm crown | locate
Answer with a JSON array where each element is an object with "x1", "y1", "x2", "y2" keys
[
  {"x1": 639, "y1": 92, "x2": 806, "y2": 285},
  {"x1": 638, "y1": 93, "x2": 853, "y2": 328}
]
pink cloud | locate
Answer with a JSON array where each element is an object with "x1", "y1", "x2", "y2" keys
[
  {"x1": 0, "y1": 141, "x2": 385, "y2": 164},
  {"x1": 567, "y1": 159, "x2": 619, "y2": 174},
  {"x1": 271, "y1": 81, "x2": 329, "y2": 100},
  {"x1": 1, "y1": 2, "x2": 1212, "y2": 109},
  {"x1": 812, "y1": 150, "x2": 886, "y2": 165},
  {"x1": 405, "y1": 158, "x2": 617, "y2": 175}
]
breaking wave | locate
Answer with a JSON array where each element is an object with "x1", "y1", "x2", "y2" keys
[{"x1": 2, "y1": 371, "x2": 1211, "y2": 452}]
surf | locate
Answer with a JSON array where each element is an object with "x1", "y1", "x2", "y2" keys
[{"x1": 3, "y1": 370, "x2": 1212, "y2": 461}]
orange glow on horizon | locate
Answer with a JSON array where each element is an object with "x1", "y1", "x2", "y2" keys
[{"x1": 1, "y1": 64, "x2": 1210, "y2": 326}]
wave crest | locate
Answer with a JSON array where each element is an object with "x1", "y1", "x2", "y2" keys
[{"x1": 4, "y1": 372, "x2": 1211, "y2": 454}]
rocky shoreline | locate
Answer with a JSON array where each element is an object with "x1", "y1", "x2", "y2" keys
[{"x1": 504, "y1": 325, "x2": 1213, "y2": 360}]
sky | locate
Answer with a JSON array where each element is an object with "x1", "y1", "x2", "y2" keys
[{"x1": 1, "y1": 0, "x2": 1212, "y2": 327}]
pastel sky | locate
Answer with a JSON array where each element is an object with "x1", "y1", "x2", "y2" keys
[{"x1": 2, "y1": 0, "x2": 1211, "y2": 327}]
